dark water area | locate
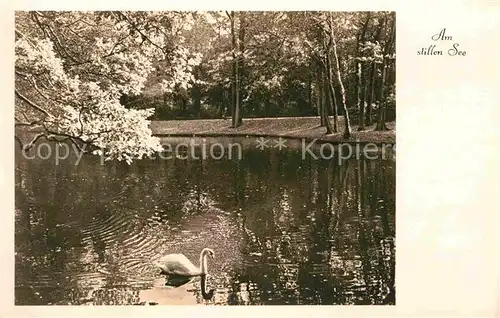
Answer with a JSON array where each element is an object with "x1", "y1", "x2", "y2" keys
[{"x1": 14, "y1": 137, "x2": 395, "y2": 305}]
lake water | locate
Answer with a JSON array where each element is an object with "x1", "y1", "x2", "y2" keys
[{"x1": 15, "y1": 137, "x2": 395, "y2": 305}]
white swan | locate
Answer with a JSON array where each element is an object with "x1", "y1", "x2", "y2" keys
[
  {"x1": 155, "y1": 248, "x2": 215, "y2": 277},
  {"x1": 154, "y1": 248, "x2": 216, "y2": 298}
]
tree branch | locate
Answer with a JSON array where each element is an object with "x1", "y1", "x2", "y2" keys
[
  {"x1": 115, "y1": 12, "x2": 166, "y2": 55},
  {"x1": 18, "y1": 110, "x2": 30, "y2": 121},
  {"x1": 15, "y1": 120, "x2": 41, "y2": 127},
  {"x1": 21, "y1": 133, "x2": 46, "y2": 152},
  {"x1": 15, "y1": 29, "x2": 25, "y2": 39},
  {"x1": 14, "y1": 70, "x2": 31, "y2": 78},
  {"x1": 15, "y1": 135, "x2": 25, "y2": 151},
  {"x1": 31, "y1": 11, "x2": 82, "y2": 65},
  {"x1": 15, "y1": 131, "x2": 91, "y2": 154},
  {"x1": 15, "y1": 89, "x2": 52, "y2": 117},
  {"x1": 42, "y1": 122, "x2": 94, "y2": 149},
  {"x1": 49, "y1": 135, "x2": 88, "y2": 153},
  {"x1": 23, "y1": 75, "x2": 52, "y2": 101}
]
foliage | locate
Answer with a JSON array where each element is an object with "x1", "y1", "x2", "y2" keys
[
  {"x1": 15, "y1": 11, "x2": 396, "y2": 161},
  {"x1": 15, "y1": 11, "x2": 201, "y2": 163},
  {"x1": 128, "y1": 11, "x2": 395, "y2": 122}
]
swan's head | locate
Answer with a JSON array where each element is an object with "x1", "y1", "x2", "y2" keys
[{"x1": 202, "y1": 248, "x2": 215, "y2": 259}]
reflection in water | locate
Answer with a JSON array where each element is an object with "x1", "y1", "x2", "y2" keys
[
  {"x1": 164, "y1": 275, "x2": 195, "y2": 288},
  {"x1": 200, "y1": 274, "x2": 215, "y2": 300},
  {"x1": 15, "y1": 137, "x2": 395, "y2": 305}
]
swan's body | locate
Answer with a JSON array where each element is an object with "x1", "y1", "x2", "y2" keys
[
  {"x1": 156, "y1": 254, "x2": 202, "y2": 276},
  {"x1": 155, "y1": 248, "x2": 215, "y2": 277},
  {"x1": 154, "y1": 248, "x2": 216, "y2": 299}
]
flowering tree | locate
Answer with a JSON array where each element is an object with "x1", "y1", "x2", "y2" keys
[{"x1": 15, "y1": 11, "x2": 199, "y2": 163}]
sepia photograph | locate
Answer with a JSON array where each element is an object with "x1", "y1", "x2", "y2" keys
[{"x1": 14, "y1": 10, "x2": 396, "y2": 306}]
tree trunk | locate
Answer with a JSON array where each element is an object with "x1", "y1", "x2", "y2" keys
[
  {"x1": 356, "y1": 12, "x2": 370, "y2": 131},
  {"x1": 229, "y1": 11, "x2": 241, "y2": 128},
  {"x1": 180, "y1": 94, "x2": 187, "y2": 116},
  {"x1": 365, "y1": 62, "x2": 376, "y2": 126},
  {"x1": 329, "y1": 15, "x2": 351, "y2": 139},
  {"x1": 360, "y1": 63, "x2": 367, "y2": 128},
  {"x1": 318, "y1": 69, "x2": 325, "y2": 126},
  {"x1": 375, "y1": 12, "x2": 395, "y2": 131},
  {"x1": 356, "y1": 61, "x2": 365, "y2": 130},
  {"x1": 237, "y1": 12, "x2": 245, "y2": 126},
  {"x1": 375, "y1": 59, "x2": 388, "y2": 131},
  {"x1": 222, "y1": 89, "x2": 230, "y2": 118},
  {"x1": 366, "y1": 14, "x2": 385, "y2": 126},
  {"x1": 323, "y1": 70, "x2": 334, "y2": 134},
  {"x1": 230, "y1": 13, "x2": 236, "y2": 125},
  {"x1": 234, "y1": 55, "x2": 240, "y2": 127},
  {"x1": 325, "y1": 51, "x2": 338, "y2": 133},
  {"x1": 192, "y1": 68, "x2": 201, "y2": 118},
  {"x1": 308, "y1": 63, "x2": 313, "y2": 114},
  {"x1": 193, "y1": 86, "x2": 201, "y2": 118}
]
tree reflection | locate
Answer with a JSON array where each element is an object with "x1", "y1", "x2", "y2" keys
[
  {"x1": 15, "y1": 140, "x2": 395, "y2": 305},
  {"x1": 221, "y1": 150, "x2": 395, "y2": 305}
]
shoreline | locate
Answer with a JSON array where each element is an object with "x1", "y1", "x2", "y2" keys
[
  {"x1": 15, "y1": 117, "x2": 396, "y2": 145},
  {"x1": 151, "y1": 117, "x2": 396, "y2": 145}
]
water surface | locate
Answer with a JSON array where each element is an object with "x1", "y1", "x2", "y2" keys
[{"x1": 15, "y1": 137, "x2": 395, "y2": 305}]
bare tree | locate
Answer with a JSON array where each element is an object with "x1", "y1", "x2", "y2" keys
[
  {"x1": 376, "y1": 12, "x2": 395, "y2": 131},
  {"x1": 328, "y1": 13, "x2": 351, "y2": 138},
  {"x1": 227, "y1": 11, "x2": 241, "y2": 128},
  {"x1": 356, "y1": 12, "x2": 371, "y2": 131}
]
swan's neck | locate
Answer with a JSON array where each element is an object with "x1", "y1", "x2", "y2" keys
[{"x1": 199, "y1": 253, "x2": 208, "y2": 275}]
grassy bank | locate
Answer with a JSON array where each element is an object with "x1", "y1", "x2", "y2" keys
[{"x1": 150, "y1": 116, "x2": 395, "y2": 144}]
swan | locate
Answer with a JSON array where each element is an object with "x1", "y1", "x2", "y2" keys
[
  {"x1": 154, "y1": 248, "x2": 216, "y2": 299},
  {"x1": 155, "y1": 248, "x2": 215, "y2": 277}
]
